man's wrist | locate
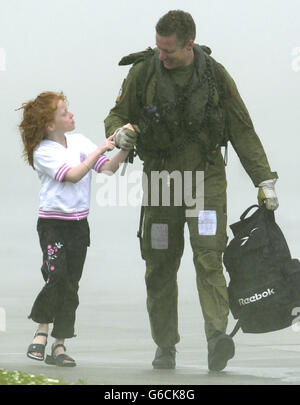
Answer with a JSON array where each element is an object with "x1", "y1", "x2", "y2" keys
[
  {"x1": 258, "y1": 178, "x2": 277, "y2": 187},
  {"x1": 113, "y1": 128, "x2": 122, "y2": 149}
]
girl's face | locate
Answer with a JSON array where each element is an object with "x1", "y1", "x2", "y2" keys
[{"x1": 53, "y1": 100, "x2": 75, "y2": 134}]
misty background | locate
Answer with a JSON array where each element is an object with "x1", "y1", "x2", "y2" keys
[{"x1": 0, "y1": 0, "x2": 300, "y2": 356}]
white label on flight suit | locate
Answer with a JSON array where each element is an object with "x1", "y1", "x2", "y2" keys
[
  {"x1": 151, "y1": 223, "x2": 168, "y2": 249},
  {"x1": 198, "y1": 210, "x2": 217, "y2": 235}
]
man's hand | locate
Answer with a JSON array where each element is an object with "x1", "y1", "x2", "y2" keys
[
  {"x1": 257, "y1": 179, "x2": 279, "y2": 210},
  {"x1": 113, "y1": 123, "x2": 138, "y2": 150}
]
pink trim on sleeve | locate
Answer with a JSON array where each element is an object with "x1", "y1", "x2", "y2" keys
[
  {"x1": 55, "y1": 163, "x2": 72, "y2": 182},
  {"x1": 94, "y1": 155, "x2": 109, "y2": 173}
]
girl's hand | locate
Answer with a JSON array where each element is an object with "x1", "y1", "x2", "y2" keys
[{"x1": 101, "y1": 135, "x2": 115, "y2": 152}]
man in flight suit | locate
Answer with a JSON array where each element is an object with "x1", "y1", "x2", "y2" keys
[{"x1": 104, "y1": 10, "x2": 279, "y2": 372}]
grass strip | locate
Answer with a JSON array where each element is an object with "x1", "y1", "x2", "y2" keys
[{"x1": 0, "y1": 368, "x2": 86, "y2": 385}]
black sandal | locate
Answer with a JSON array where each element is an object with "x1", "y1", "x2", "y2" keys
[
  {"x1": 45, "y1": 343, "x2": 76, "y2": 367},
  {"x1": 27, "y1": 331, "x2": 48, "y2": 361}
]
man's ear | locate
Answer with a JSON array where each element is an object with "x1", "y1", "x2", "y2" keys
[{"x1": 186, "y1": 39, "x2": 194, "y2": 51}]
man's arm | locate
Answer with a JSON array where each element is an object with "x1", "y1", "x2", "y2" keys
[
  {"x1": 217, "y1": 62, "x2": 278, "y2": 209},
  {"x1": 218, "y1": 62, "x2": 278, "y2": 186},
  {"x1": 104, "y1": 62, "x2": 144, "y2": 137}
]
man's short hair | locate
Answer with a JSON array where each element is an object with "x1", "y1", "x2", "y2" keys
[{"x1": 156, "y1": 10, "x2": 196, "y2": 46}]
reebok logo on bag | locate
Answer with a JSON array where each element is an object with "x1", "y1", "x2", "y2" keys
[
  {"x1": 223, "y1": 205, "x2": 300, "y2": 335},
  {"x1": 238, "y1": 288, "x2": 275, "y2": 306}
]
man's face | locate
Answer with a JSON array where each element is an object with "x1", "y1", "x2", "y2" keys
[{"x1": 156, "y1": 33, "x2": 194, "y2": 70}]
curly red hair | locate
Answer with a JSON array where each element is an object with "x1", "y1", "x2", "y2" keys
[{"x1": 19, "y1": 91, "x2": 67, "y2": 168}]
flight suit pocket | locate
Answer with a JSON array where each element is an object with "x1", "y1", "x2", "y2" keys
[
  {"x1": 187, "y1": 205, "x2": 228, "y2": 252},
  {"x1": 141, "y1": 213, "x2": 185, "y2": 260}
]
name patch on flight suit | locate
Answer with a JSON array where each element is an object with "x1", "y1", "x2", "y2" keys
[
  {"x1": 198, "y1": 210, "x2": 217, "y2": 235},
  {"x1": 151, "y1": 223, "x2": 168, "y2": 249}
]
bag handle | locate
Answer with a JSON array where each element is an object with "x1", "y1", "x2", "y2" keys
[{"x1": 240, "y1": 204, "x2": 260, "y2": 221}]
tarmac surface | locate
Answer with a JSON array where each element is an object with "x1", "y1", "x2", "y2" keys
[
  {"x1": 1, "y1": 219, "x2": 300, "y2": 389},
  {"x1": 1, "y1": 275, "x2": 300, "y2": 387}
]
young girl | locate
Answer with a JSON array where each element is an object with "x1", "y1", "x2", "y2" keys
[{"x1": 19, "y1": 91, "x2": 130, "y2": 367}]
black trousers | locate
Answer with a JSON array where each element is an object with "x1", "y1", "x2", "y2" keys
[{"x1": 28, "y1": 218, "x2": 90, "y2": 339}]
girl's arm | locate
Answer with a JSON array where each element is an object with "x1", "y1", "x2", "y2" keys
[
  {"x1": 64, "y1": 136, "x2": 115, "y2": 183},
  {"x1": 99, "y1": 149, "x2": 130, "y2": 174}
]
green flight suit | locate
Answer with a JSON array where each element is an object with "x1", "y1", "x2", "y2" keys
[{"x1": 104, "y1": 46, "x2": 277, "y2": 345}]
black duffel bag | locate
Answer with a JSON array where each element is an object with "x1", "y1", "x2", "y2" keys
[{"x1": 223, "y1": 205, "x2": 300, "y2": 336}]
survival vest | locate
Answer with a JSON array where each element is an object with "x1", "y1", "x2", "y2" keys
[
  {"x1": 223, "y1": 205, "x2": 300, "y2": 336},
  {"x1": 118, "y1": 45, "x2": 230, "y2": 164}
]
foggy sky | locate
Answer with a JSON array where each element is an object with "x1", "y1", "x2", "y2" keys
[{"x1": 1, "y1": 0, "x2": 300, "y2": 292}]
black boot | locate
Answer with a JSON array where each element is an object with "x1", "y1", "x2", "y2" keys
[
  {"x1": 207, "y1": 332, "x2": 235, "y2": 372},
  {"x1": 152, "y1": 346, "x2": 176, "y2": 369}
]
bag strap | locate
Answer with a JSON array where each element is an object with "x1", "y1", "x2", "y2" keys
[
  {"x1": 229, "y1": 320, "x2": 240, "y2": 338},
  {"x1": 240, "y1": 204, "x2": 260, "y2": 221}
]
